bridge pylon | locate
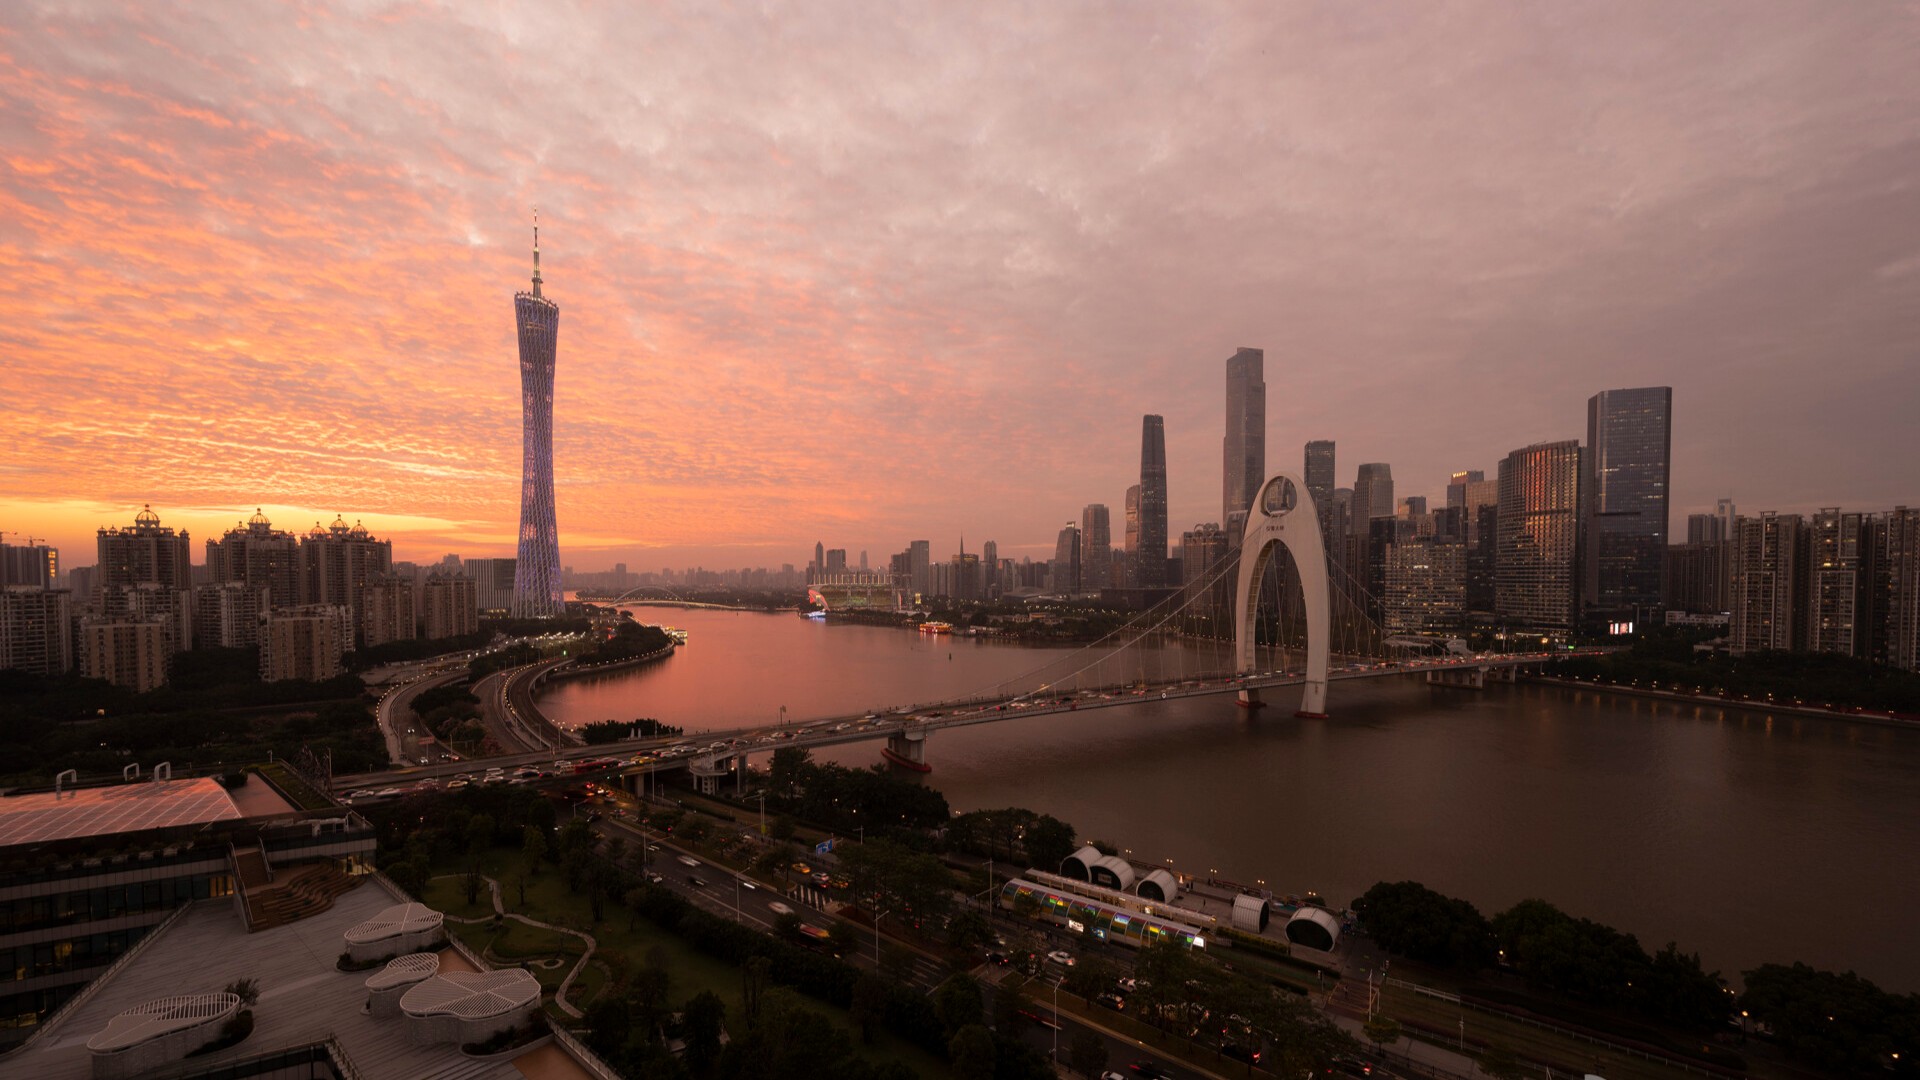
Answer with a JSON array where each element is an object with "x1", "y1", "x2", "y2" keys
[{"x1": 1233, "y1": 472, "x2": 1331, "y2": 719}]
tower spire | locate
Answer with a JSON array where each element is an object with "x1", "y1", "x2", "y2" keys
[{"x1": 531, "y1": 207, "x2": 543, "y2": 297}]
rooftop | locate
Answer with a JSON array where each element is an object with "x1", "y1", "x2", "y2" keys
[
  {"x1": 0, "y1": 778, "x2": 242, "y2": 848},
  {"x1": 1, "y1": 882, "x2": 547, "y2": 1080}
]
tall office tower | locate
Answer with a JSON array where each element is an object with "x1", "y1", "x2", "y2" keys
[
  {"x1": 1180, "y1": 523, "x2": 1228, "y2": 584},
  {"x1": 1583, "y1": 387, "x2": 1673, "y2": 623},
  {"x1": 1305, "y1": 440, "x2": 1336, "y2": 559},
  {"x1": 1730, "y1": 513, "x2": 1805, "y2": 654},
  {"x1": 1124, "y1": 485, "x2": 1142, "y2": 554},
  {"x1": 1495, "y1": 441, "x2": 1583, "y2": 630},
  {"x1": 511, "y1": 215, "x2": 564, "y2": 619},
  {"x1": 1383, "y1": 542, "x2": 1467, "y2": 633},
  {"x1": 1716, "y1": 498, "x2": 1737, "y2": 542},
  {"x1": 1222, "y1": 348, "x2": 1266, "y2": 533},
  {"x1": 0, "y1": 587, "x2": 74, "y2": 675},
  {"x1": 299, "y1": 518, "x2": 392, "y2": 645},
  {"x1": 1348, "y1": 464, "x2": 1395, "y2": 598},
  {"x1": 1664, "y1": 543, "x2": 1730, "y2": 614},
  {"x1": 1466, "y1": 503, "x2": 1499, "y2": 613},
  {"x1": 811, "y1": 541, "x2": 825, "y2": 582},
  {"x1": 1686, "y1": 514, "x2": 1725, "y2": 544},
  {"x1": 79, "y1": 617, "x2": 169, "y2": 691},
  {"x1": 97, "y1": 506, "x2": 192, "y2": 593},
  {"x1": 1446, "y1": 470, "x2": 1485, "y2": 510},
  {"x1": 1365, "y1": 517, "x2": 1412, "y2": 619},
  {"x1": 1399, "y1": 496, "x2": 1428, "y2": 518},
  {"x1": 1052, "y1": 524, "x2": 1081, "y2": 595},
  {"x1": 1080, "y1": 504, "x2": 1112, "y2": 591},
  {"x1": 0, "y1": 542, "x2": 57, "y2": 589},
  {"x1": 950, "y1": 548, "x2": 982, "y2": 603},
  {"x1": 205, "y1": 509, "x2": 301, "y2": 609},
  {"x1": 909, "y1": 540, "x2": 932, "y2": 598},
  {"x1": 192, "y1": 582, "x2": 268, "y2": 649},
  {"x1": 1139, "y1": 415, "x2": 1169, "y2": 586},
  {"x1": 981, "y1": 540, "x2": 999, "y2": 596},
  {"x1": 826, "y1": 549, "x2": 848, "y2": 575},
  {"x1": 1330, "y1": 488, "x2": 1353, "y2": 573},
  {"x1": 1805, "y1": 509, "x2": 1868, "y2": 656}
]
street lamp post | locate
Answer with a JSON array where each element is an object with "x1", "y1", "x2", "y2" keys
[
  {"x1": 875, "y1": 910, "x2": 891, "y2": 967},
  {"x1": 1051, "y1": 979, "x2": 1060, "y2": 1066}
]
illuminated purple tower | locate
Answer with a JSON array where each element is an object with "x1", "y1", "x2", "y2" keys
[{"x1": 511, "y1": 213, "x2": 564, "y2": 618}]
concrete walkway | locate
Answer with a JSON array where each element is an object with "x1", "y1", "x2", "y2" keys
[{"x1": 432, "y1": 874, "x2": 597, "y2": 1019}]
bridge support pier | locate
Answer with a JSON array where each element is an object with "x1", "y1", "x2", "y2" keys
[
  {"x1": 881, "y1": 730, "x2": 931, "y2": 773},
  {"x1": 1236, "y1": 687, "x2": 1265, "y2": 710}
]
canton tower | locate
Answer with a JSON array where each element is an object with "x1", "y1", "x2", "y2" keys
[{"x1": 511, "y1": 212, "x2": 564, "y2": 618}]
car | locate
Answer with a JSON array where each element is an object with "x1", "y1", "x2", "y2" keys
[
  {"x1": 446, "y1": 779, "x2": 469, "y2": 790},
  {"x1": 1046, "y1": 950, "x2": 1075, "y2": 967},
  {"x1": 1102, "y1": 1073, "x2": 1129, "y2": 1080},
  {"x1": 647, "y1": 873, "x2": 665, "y2": 884},
  {"x1": 768, "y1": 901, "x2": 794, "y2": 916},
  {"x1": 687, "y1": 875, "x2": 708, "y2": 887},
  {"x1": 1127, "y1": 1063, "x2": 1175, "y2": 1080},
  {"x1": 677, "y1": 855, "x2": 700, "y2": 867},
  {"x1": 1095, "y1": 991, "x2": 1127, "y2": 1011},
  {"x1": 792, "y1": 863, "x2": 812, "y2": 876}
]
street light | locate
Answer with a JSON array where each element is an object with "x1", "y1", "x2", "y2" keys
[{"x1": 875, "y1": 909, "x2": 891, "y2": 966}]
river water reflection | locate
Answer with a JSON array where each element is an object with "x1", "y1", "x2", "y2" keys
[{"x1": 539, "y1": 607, "x2": 1920, "y2": 990}]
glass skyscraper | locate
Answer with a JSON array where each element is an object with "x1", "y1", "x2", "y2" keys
[
  {"x1": 1582, "y1": 386, "x2": 1672, "y2": 622},
  {"x1": 512, "y1": 219, "x2": 564, "y2": 618},
  {"x1": 1497, "y1": 440, "x2": 1583, "y2": 630},
  {"x1": 1138, "y1": 415, "x2": 1168, "y2": 586},
  {"x1": 1222, "y1": 348, "x2": 1265, "y2": 538}
]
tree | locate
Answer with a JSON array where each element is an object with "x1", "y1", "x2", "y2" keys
[
  {"x1": 848, "y1": 972, "x2": 887, "y2": 1045},
  {"x1": 223, "y1": 977, "x2": 260, "y2": 1008},
  {"x1": 992, "y1": 978, "x2": 1031, "y2": 1033},
  {"x1": 947, "y1": 1023, "x2": 997, "y2": 1080},
  {"x1": 769, "y1": 746, "x2": 811, "y2": 798},
  {"x1": 625, "y1": 886, "x2": 648, "y2": 930},
  {"x1": 1740, "y1": 961, "x2": 1920, "y2": 1076},
  {"x1": 1357, "y1": 881, "x2": 1494, "y2": 969},
  {"x1": 682, "y1": 989, "x2": 725, "y2": 1077},
  {"x1": 463, "y1": 867, "x2": 484, "y2": 907},
  {"x1": 946, "y1": 907, "x2": 993, "y2": 952},
  {"x1": 1069, "y1": 1028, "x2": 1108, "y2": 1077},
  {"x1": 935, "y1": 973, "x2": 985, "y2": 1036},
  {"x1": 1362, "y1": 1014, "x2": 1402, "y2": 1054},
  {"x1": 1023, "y1": 814, "x2": 1078, "y2": 871},
  {"x1": 1478, "y1": 1042, "x2": 1526, "y2": 1080},
  {"x1": 741, "y1": 955, "x2": 771, "y2": 1024},
  {"x1": 827, "y1": 919, "x2": 859, "y2": 957}
]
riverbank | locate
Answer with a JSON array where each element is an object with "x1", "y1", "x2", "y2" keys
[{"x1": 1526, "y1": 674, "x2": 1920, "y2": 732}]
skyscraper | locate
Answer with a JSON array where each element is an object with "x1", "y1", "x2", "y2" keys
[
  {"x1": 1305, "y1": 440, "x2": 1335, "y2": 553},
  {"x1": 1222, "y1": 348, "x2": 1265, "y2": 538},
  {"x1": 1124, "y1": 485, "x2": 1141, "y2": 554},
  {"x1": 1139, "y1": 415, "x2": 1169, "y2": 587},
  {"x1": 1052, "y1": 524, "x2": 1081, "y2": 595},
  {"x1": 1583, "y1": 386, "x2": 1673, "y2": 623},
  {"x1": 1446, "y1": 470, "x2": 1484, "y2": 510},
  {"x1": 206, "y1": 509, "x2": 300, "y2": 609},
  {"x1": 511, "y1": 215, "x2": 564, "y2": 619},
  {"x1": 1081, "y1": 504, "x2": 1112, "y2": 591},
  {"x1": 1496, "y1": 440, "x2": 1583, "y2": 630},
  {"x1": 1348, "y1": 464, "x2": 1394, "y2": 597},
  {"x1": 1729, "y1": 512, "x2": 1804, "y2": 654},
  {"x1": 1806, "y1": 508, "x2": 1867, "y2": 656},
  {"x1": 97, "y1": 506, "x2": 192, "y2": 593}
]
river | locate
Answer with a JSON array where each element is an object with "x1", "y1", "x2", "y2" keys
[{"x1": 538, "y1": 606, "x2": 1920, "y2": 991}]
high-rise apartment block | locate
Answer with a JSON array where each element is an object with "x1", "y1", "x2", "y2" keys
[
  {"x1": 0, "y1": 541, "x2": 57, "y2": 589},
  {"x1": 1805, "y1": 508, "x2": 1868, "y2": 656},
  {"x1": 1730, "y1": 513, "x2": 1805, "y2": 654},
  {"x1": 205, "y1": 510, "x2": 301, "y2": 608},
  {"x1": 1583, "y1": 387, "x2": 1673, "y2": 623},
  {"x1": 1222, "y1": 348, "x2": 1266, "y2": 540},
  {"x1": 512, "y1": 218, "x2": 564, "y2": 618},
  {"x1": 260, "y1": 605, "x2": 350, "y2": 682},
  {"x1": 422, "y1": 572, "x2": 479, "y2": 640},
  {"x1": 97, "y1": 506, "x2": 191, "y2": 594},
  {"x1": 0, "y1": 587, "x2": 74, "y2": 675},
  {"x1": 1139, "y1": 415, "x2": 1169, "y2": 586},
  {"x1": 79, "y1": 617, "x2": 169, "y2": 692},
  {"x1": 299, "y1": 518, "x2": 392, "y2": 646},
  {"x1": 359, "y1": 575, "x2": 417, "y2": 648},
  {"x1": 1663, "y1": 542, "x2": 1730, "y2": 615},
  {"x1": 1876, "y1": 508, "x2": 1920, "y2": 671},
  {"x1": 464, "y1": 556, "x2": 517, "y2": 613},
  {"x1": 192, "y1": 582, "x2": 269, "y2": 649},
  {"x1": 1496, "y1": 440, "x2": 1583, "y2": 630}
]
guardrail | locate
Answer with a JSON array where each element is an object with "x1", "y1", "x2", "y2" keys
[{"x1": 0, "y1": 901, "x2": 196, "y2": 1058}]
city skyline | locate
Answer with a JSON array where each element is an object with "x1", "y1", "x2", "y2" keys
[{"x1": 4, "y1": 3, "x2": 1919, "y2": 570}]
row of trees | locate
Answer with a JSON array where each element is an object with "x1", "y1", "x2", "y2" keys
[
  {"x1": 1357, "y1": 881, "x2": 1920, "y2": 1076},
  {"x1": 1550, "y1": 628, "x2": 1920, "y2": 712},
  {"x1": 764, "y1": 748, "x2": 951, "y2": 837},
  {"x1": 943, "y1": 807, "x2": 1079, "y2": 872},
  {"x1": 581, "y1": 717, "x2": 684, "y2": 744},
  {"x1": 579, "y1": 621, "x2": 675, "y2": 665}
]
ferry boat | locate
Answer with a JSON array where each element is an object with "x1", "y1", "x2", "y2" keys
[
  {"x1": 661, "y1": 627, "x2": 690, "y2": 644},
  {"x1": 917, "y1": 621, "x2": 952, "y2": 635}
]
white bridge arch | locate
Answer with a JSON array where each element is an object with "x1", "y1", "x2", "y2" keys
[{"x1": 1232, "y1": 472, "x2": 1331, "y2": 718}]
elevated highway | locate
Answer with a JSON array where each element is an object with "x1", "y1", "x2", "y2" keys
[{"x1": 336, "y1": 650, "x2": 1592, "y2": 793}]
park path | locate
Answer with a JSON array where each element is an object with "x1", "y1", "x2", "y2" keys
[{"x1": 431, "y1": 874, "x2": 597, "y2": 1018}]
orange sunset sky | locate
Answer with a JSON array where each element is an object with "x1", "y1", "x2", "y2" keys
[{"x1": 3, "y1": 3, "x2": 1917, "y2": 572}]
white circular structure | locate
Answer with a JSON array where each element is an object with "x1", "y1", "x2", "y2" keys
[
  {"x1": 1283, "y1": 906, "x2": 1342, "y2": 952},
  {"x1": 88, "y1": 992, "x2": 242, "y2": 1079},
  {"x1": 1235, "y1": 471, "x2": 1332, "y2": 718},
  {"x1": 401, "y1": 969, "x2": 541, "y2": 1046},
  {"x1": 365, "y1": 952, "x2": 442, "y2": 1017},
  {"x1": 1135, "y1": 868, "x2": 1178, "y2": 903},
  {"x1": 344, "y1": 902, "x2": 445, "y2": 963}
]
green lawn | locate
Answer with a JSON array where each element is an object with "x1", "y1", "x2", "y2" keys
[{"x1": 424, "y1": 846, "x2": 952, "y2": 1078}]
